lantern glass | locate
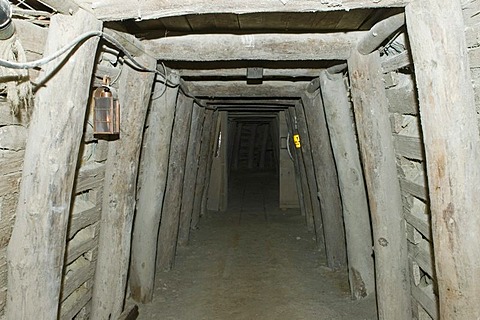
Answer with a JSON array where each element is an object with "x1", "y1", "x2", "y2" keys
[{"x1": 94, "y1": 96, "x2": 120, "y2": 134}]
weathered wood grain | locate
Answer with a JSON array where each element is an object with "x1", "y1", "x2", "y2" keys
[
  {"x1": 407, "y1": 0, "x2": 480, "y2": 317},
  {"x1": 5, "y1": 10, "x2": 101, "y2": 320}
]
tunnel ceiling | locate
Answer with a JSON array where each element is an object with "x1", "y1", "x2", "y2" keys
[{"x1": 11, "y1": 1, "x2": 403, "y2": 114}]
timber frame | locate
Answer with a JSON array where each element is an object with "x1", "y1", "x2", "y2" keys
[{"x1": 4, "y1": 0, "x2": 480, "y2": 319}]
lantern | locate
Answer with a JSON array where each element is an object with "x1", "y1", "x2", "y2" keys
[{"x1": 93, "y1": 76, "x2": 120, "y2": 135}]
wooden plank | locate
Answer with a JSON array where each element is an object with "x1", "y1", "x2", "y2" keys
[
  {"x1": 91, "y1": 54, "x2": 156, "y2": 320},
  {"x1": 39, "y1": 0, "x2": 80, "y2": 14},
  {"x1": 130, "y1": 78, "x2": 179, "y2": 303},
  {"x1": 183, "y1": 81, "x2": 308, "y2": 98},
  {"x1": 145, "y1": 32, "x2": 360, "y2": 61},
  {"x1": 0, "y1": 150, "x2": 24, "y2": 175},
  {"x1": 177, "y1": 105, "x2": 206, "y2": 246},
  {"x1": 13, "y1": 19, "x2": 48, "y2": 56},
  {"x1": 407, "y1": 1, "x2": 480, "y2": 317},
  {"x1": 177, "y1": 68, "x2": 323, "y2": 78},
  {"x1": 156, "y1": 93, "x2": 194, "y2": 271},
  {"x1": 348, "y1": 50, "x2": 411, "y2": 319},
  {"x1": 404, "y1": 211, "x2": 431, "y2": 241},
  {"x1": 400, "y1": 178, "x2": 427, "y2": 200},
  {"x1": 385, "y1": 75, "x2": 419, "y2": 115},
  {"x1": 300, "y1": 96, "x2": 347, "y2": 268},
  {"x1": 92, "y1": 0, "x2": 409, "y2": 21},
  {"x1": 382, "y1": 51, "x2": 412, "y2": 73},
  {"x1": 407, "y1": 242, "x2": 434, "y2": 277},
  {"x1": 190, "y1": 110, "x2": 215, "y2": 229},
  {"x1": 320, "y1": 71, "x2": 375, "y2": 299},
  {"x1": 59, "y1": 288, "x2": 92, "y2": 320},
  {"x1": 5, "y1": 11, "x2": 101, "y2": 320},
  {"x1": 63, "y1": 263, "x2": 96, "y2": 302},
  {"x1": 67, "y1": 199, "x2": 99, "y2": 238},
  {"x1": 411, "y1": 284, "x2": 439, "y2": 319},
  {"x1": 74, "y1": 163, "x2": 105, "y2": 194},
  {"x1": 0, "y1": 172, "x2": 21, "y2": 196},
  {"x1": 393, "y1": 134, "x2": 424, "y2": 160}
]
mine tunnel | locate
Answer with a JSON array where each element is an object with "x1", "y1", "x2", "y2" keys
[{"x1": 0, "y1": 0, "x2": 479, "y2": 319}]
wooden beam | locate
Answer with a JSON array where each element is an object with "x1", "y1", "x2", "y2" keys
[
  {"x1": 357, "y1": 13, "x2": 405, "y2": 55},
  {"x1": 5, "y1": 10, "x2": 101, "y2": 320},
  {"x1": 103, "y1": 28, "x2": 147, "y2": 57},
  {"x1": 92, "y1": 0, "x2": 409, "y2": 21},
  {"x1": 145, "y1": 33, "x2": 360, "y2": 61},
  {"x1": 178, "y1": 105, "x2": 206, "y2": 246},
  {"x1": 156, "y1": 93, "x2": 194, "y2": 271},
  {"x1": 348, "y1": 50, "x2": 411, "y2": 319},
  {"x1": 177, "y1": 68, "x2": 323, "y2": 78},
  {"x1": 129, "y1": 78, "x2": 180, "y2": 303},
  {"x1": 319, "y1": 71, "x2": 375, "y2": 299},
  {"x1": 40, "y1": 0, "x2": 80, "y2": 14},
  {"x1": 91, "y1": 55, "x2": 156, "y2": 319},
  {"x1": 406, "y1": 0, "x2": 480, "y2": 317},
  {"x1": 201, "y1": 112, "x2": 220, "y2": 216},
  {"x1": 190, "y1": 110, "x2": 215, "y2": 229},
  {"x1": 183, "y1": 81, "x2": 309, "y2": 98},
  {"x1": 284, "y1": 109, "x2": 311, "y2": 229},
  {"x1": 301, "y1": 93, "x2": 347, "y2": 269},
  {"x1": 286, "y1": 108, "x2": 317, "y2": 234}
]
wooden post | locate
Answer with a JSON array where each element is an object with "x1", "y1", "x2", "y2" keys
[
  {"x1": 300, "y1": 96, "x2": 346, "y2": 267},
  {"x1": 286, "y1": 108, "x2": 317, "y2": 234},
  {"x1": 406, "y1": 1, "x2": 480, "y2": 317},
  {"x1": 232, "y1": 122, "x2": 243, "y2": 170},
  {"x1": 177, "y1": 104, "x2": 206, "y2": 246},
  {"x1": 91, "y1": 55, "x2": 156, "y2": 319},
  {"x1": 278, "y1": 111, "x2": 300, "y2": 209},
  {"x1": 156, "y1": 93, "x2": 194, "y2": 271},
  {"x1": 129, "y1": 77, "x2": 180, "y2": 303},
  {"x1": 319, "y1": 71, "x2": 375, "y2": 299},
  {"x1": 5, "y1": 10, "x2": 101, "y2": 320},
  {"x1": 348, "y1": 50, "x2": 411, "y2": 319},
  {"x1": 190, "y1": 110, "x2": 215, "y2": 229},
  {"x1": 200, "y1": 111, "x2": 220, "y2": 217},
  {"x1": 247, "y1": 124, "x2": 258, "y2": 169},
  {"x1": 259, "y1": 124, "x2": 269, "y2": 168},
  {"x1": 207, "y1": 111, "x2": 229, "y2": 211}
]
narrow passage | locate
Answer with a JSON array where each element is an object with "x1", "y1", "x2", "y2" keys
[{"x1": 138, "y1": 171, "x2": 377, "y2": 319}]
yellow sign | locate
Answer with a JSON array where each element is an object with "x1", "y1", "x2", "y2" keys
[{"x1": 293, "y1": 134, "x2": 301, "y2": 148}]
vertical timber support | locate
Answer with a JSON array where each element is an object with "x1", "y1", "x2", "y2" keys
[
  {"x1": 284, "y1": 108, "x2": 308, "y2": 222},
  {"x1": 156, "y1": 93, "x2": 194, "y2": 271},
  {"x1": 247, "y1": 124, "x2": 258, "y2": 169},
  {"x1": 190, "y1": 109, "x2": 215, "y2": 229},
  {"x1": 6, "y1": 10, "x2": 101, "y2": 320},
  {"x1": 129, "y1": 76, "x2": 180, "y2": 303},
  {"x1": 232, "y1": 122, "x2": 243, "y2": 170},
  {"x1": 290, "y1": 105, "x2": 324, "y2": 244},
  {"x1": 207, "y1": 111, "x2": 229, "y2": 211},
  {"x1": 348, "y1": 50, "x2": 411, "y2": 319},
  {"x1": 200, "y1": 111, "x2": 220, "y2": 217},
  {"x1": 278, "y1": 111, "x2": 299, "y2": 209},
  {"x1": 406, "y1": 1, "x2": 480, "y2": 317},
  {"x1": 91, "y1": 55, "x2": 156, "y2": 319},
  {"x1": 177, "y1": 104, "x2": 206, "y2": 246},
  {"x1": 301, "y1": 93, "x2": 347, "y2": 269},
  {"x1": 319, "y1": 71, "x2": 375, "y2": 299}
]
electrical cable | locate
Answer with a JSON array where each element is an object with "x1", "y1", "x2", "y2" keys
[{"x1": 0, "y1": 30, "x2": 180, "y2": 87}]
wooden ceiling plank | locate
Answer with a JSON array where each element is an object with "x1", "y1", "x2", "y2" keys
[
  {"x1": 145, "y1": 32, "x2": 362, "y2": 61},
  {"x1": 335, "y1": 9, "x2": 374, "y2": 30},
  {"x1": 92, "y1": 0, "x2": 410, "y2": 22},
  {"x1": 187, "y1": 14, "x2": 217, "y2": 31}
]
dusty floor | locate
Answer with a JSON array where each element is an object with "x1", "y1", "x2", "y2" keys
[{"x1": 137, "y1": 170, "x2": 377, "y2": 319}]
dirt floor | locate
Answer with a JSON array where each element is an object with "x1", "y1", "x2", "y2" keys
[{"x1": 137, "y1": 170, "x2": 377, "y2": 320}]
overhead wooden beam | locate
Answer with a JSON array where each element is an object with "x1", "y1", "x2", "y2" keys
[
  {"x1": 176, "y1": 68, "x2": 324, "y2": 78},
  {"x1": 91, "y1": 54, "x2": 157, "y2": 319},
  {"x1": 183, "y1": 81, "x2": 309, "y2": 98},
  {"x1": 145, "y1": 33, "x2": 361, "y2": 61},
  {"x1": 357, "y1": 13, "x2": 405, "y2": 55},
  {"x1": 406, "y1": 0, "x2": 480, "y2": 317},
  {"x1": 92, "y1": 0, "x2": 409, "y2": 21},
  {"x1": 5, "y1": 10, "x2": 101, "y2": 320}
]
